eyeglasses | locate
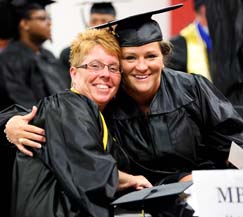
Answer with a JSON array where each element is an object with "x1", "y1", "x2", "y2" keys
[
  {"x1": 28, "y1": 16, "x2": 51, "y2": 22},
  {"x1": 76, "y1": 60, "x2": 121, "y2": 74}
]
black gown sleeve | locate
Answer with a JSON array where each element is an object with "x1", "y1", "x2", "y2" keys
[{"x1": 194, "y1": 74, "x2": 243, "y2": 166}]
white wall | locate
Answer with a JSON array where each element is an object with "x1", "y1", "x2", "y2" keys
[{"x1": 44, "y1": 0, "x2": 171, "y2": 57}]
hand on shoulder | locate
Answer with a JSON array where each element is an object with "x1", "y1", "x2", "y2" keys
[{"x1": 4, "y1": 106, "x2": 45, "y2": 157}]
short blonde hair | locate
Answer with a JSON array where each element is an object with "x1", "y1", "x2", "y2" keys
[{"x1": 70, "y1": 28, "x2": 121, "y2": 67}]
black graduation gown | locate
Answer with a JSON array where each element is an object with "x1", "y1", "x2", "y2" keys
[
  {"x1": 105, "y1": 68, "x2": 243, "y2": 185},
  {"x1": 0, "y1": 40, "x2": 70, "y2": 110},
  {"x1": 11, "y1": 90, "x2": 118, "y2": 217},
  {"x1": 205, "y1": 0, "x2": 243, "y2": 106}
]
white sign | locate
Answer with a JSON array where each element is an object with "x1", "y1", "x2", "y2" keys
[
  {"x1": 228, "y1": 141, "x2": 243, "y2": 169},
  {"x1": 192, "y1": 169, "x2": 243, "y2": 217}
]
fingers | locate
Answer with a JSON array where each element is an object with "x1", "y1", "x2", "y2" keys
[
  {"x1": 179, "y1": 174, "x2": 192, "y2": 182},
  {"x1": 18, "y1": 138, "x2": 24, "y2": 144},
  {"x1": 19, "y1": 137, "x2": 42, "y2": 148},
  {"x1": 135, "y1": 186, "x2": 144, "y2": 190},
  {"x1": 4, "y1": 111, "x2": 45, "y2": 157},
  {"x1": 16, "y1": 136, "x2": 43, "y2": 157},
  {"x1": 16, "y1": 128, "x2": 45, "y2": 149},
  {"x1": 143, "y1": 181, "x2": 153, "y2": 188},
  {"x1": 24, "y1": 124, "x2": 45, "y2": 136},
  {"x1": 117, "y1": 171, "x2": 153, "y2": 191},
  {"x1": 23, "y1": 106, "x2": 38, "y2": 122},
  {"x1": 134, "y1": 175, "x2": 152, "y2": 189},
  {"x1": 5, "y1": 119, "x2": 45, "y2": 146},
  {"x1": 16, "y1": 144, "x2": 33, "y2": 157}
]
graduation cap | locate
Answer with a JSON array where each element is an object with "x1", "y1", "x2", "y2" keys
[
  {"x1": 90, "y1": 2, "x2": 116, "y2": 16},
  {"x1": 0, "y1": 0, "x2": 55, "y2": 39},
  {"x1": 94, "y1": 4, "x2": 183, "y2": 47},
  {"x1": 110, "y1": 181, "x2": 192, "y2": 214}
]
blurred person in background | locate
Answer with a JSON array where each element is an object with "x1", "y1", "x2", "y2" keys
[
  {"x1": 168, "y1": 0, "x2": 211, "y2": 81},
  {"x1": 168, "y1": 0, "x2": 243, "y2": 117},
  {"x1": 0, "y1": 0, "x2": 69, "y2": 111},
  {"x1": 59, "y1": 1, "x2": 117, "y2": 71},
  {"x1": 205, "y1": 0, "x2": 243, "y2": 114}
]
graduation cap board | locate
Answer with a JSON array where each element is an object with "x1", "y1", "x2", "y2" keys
[
  {"x1": 94, "y1": 3, "x2": 183, "y2": 47},
  {"x1": 111, "y1": 181, "x2": 192, "y2": 211}
]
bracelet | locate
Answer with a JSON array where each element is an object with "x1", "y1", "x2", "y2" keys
[{"x1": 4, "y1": 126, "x2": 12, "y2": 144}]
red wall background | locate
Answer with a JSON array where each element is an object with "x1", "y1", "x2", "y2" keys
[{"x1": 170, "y1": 0, "x2": 195, "y2": 37}]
